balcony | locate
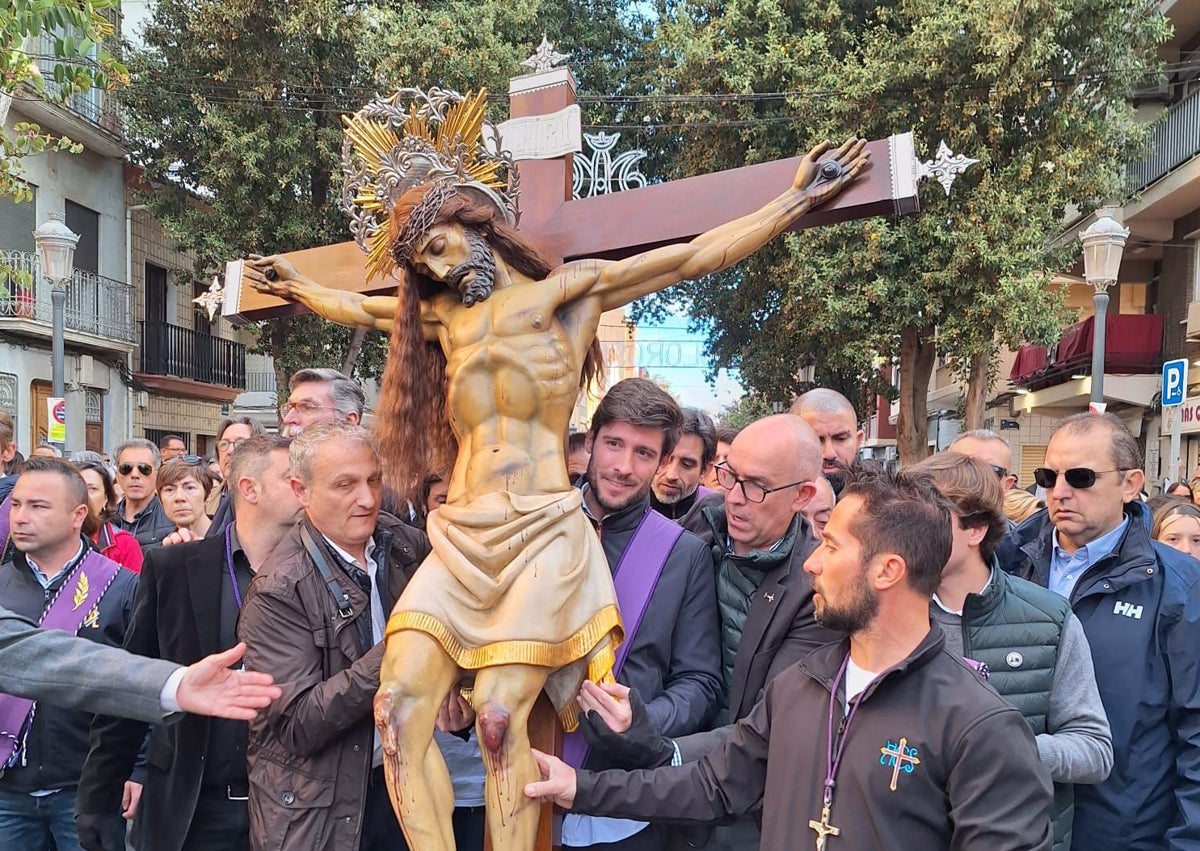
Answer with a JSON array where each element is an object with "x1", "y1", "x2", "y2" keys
[
  {"x1": 1127, "y1": 87, "x2": 1200, "y2": 196},
  {"x1": 0, "y1": 249, "x2": 136, "y2": 350},
  {"x1": 1010, "y1": 314, "x2": 1164, "y2": 391},
  {"x1": 138, "y1": 322, "x2": 246, "y2": 397}
]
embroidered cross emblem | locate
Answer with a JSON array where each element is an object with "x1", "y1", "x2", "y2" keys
[{"x1": 879, "y1": 737, "x2": 921, "y2": 791}]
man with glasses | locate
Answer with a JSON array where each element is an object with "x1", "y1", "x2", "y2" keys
[
  {"x1": 1005, "y1": 412, "x2": 1200, "y2": 851},
  {"x1": 583, "y1": 414, "x2": 840, "y2": 851},
  {"x1": 158, "y1": 435, "x2": 187, "y2": 462},
  {"x1": 949, "y1": 429, "x2": 1017, "y2": 491},
  {"x1": 279, "y1": 368, "x2": 364, "y2": 438},
  {"x1": 112, "y1": 439, "x2": 176, "y2": 548},
  {"x1": 206, "y1": 417, "x2": 266, "y2": 538}
]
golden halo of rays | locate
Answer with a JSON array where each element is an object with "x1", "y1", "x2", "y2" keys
[{"x1": 341, "y1": 90, "x2": 505, "y2": 283}]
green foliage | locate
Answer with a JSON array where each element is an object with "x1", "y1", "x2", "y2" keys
[
  {"x1": 1, "y1": 0, "x2": 127, "y2": 201},
  {"x1": 125, "y1": 0, "x2": 647, "y2": 381},
  {"x1": 632, "y1": 0, "x2": 1169, "y2": 459},
  {"x1": 716, "y1": 391, "x2": 775, "y2": 430}
]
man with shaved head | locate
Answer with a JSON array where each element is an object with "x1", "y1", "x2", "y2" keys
[
  {"x1": 789, "y1": 388, "x2": 863, "y2": 490},
  {"x1": 579, "y1": 414, "x2": 839, "y2": 851}
]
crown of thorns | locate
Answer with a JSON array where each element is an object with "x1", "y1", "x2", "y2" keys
[{"x1": 339, "y1": 87, "x2": 519, "y2": 282}]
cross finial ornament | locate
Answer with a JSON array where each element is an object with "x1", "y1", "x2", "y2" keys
[
  {"x1": 521, "y1": 35, "x2": 571, "y2": 74},
  {"x1": 193, "y1": 275, "x2": 224, "y2": 321},
  {"x1": 917, "y1": 140, "x2": 979, "y2": 196}
]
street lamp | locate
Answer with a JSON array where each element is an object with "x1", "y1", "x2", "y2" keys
[
  {"x1": 1079, "y1": 212, "x2": 1129, "y2": 406},
  {"x1": 32, "y1": 213, "x2": 79, "y2": 451}
]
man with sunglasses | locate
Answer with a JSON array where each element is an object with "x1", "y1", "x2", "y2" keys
[
  {"x1": 112, "y1": 439, "x2": 176, "y2": 548},
  {"x1": 1006, "y1": 412, "x2": 1200, "y2": 851}
]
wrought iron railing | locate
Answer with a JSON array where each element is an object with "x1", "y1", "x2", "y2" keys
[
  {"x1": 242, "y1": 371, "x2": 278, "y2": 394},
  {"x1": 0, "y1": 250, "x2": 136, "y2": 343},
  {"x1": 32, "y1": 29, "x2": 123, "y2": 135},
  {"x1": 139, "y1": 321, "x2": 247, "y2": 389},
  {"x1": 1127, "y1": 86, "x2": 1200, "y2": 195}
]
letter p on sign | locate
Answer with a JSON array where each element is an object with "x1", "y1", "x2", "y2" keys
[{"x1": 1163, "y1": 358, "x2": 1188, "y2": 408}]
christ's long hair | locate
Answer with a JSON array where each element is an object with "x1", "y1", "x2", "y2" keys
[{"x1": 376, "y1": 184, "x2": 604, "y2": 495}]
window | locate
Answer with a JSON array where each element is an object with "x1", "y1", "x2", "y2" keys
[
  {"x1": 64, "y1": 201, "x2": 99, "y2": 274},
  {"x1": 145, "y1": 263, "x2": 168, "y2": 323},
  {"x1": 0, "y1": 192, "x2": 37, "y2": 254}
]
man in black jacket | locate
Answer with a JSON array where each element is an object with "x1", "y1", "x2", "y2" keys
[
  {"x1": 75, "y1": 435, "x2": 300, "y2": 851},
  {"x1": 570, "y1": 379, "x2": 721, "y2": 850},
  {"x1": 527, "y1": 466, "x2": 1054, "y2": 851},
  {"x1": 0, "y1": 458, "x2": 140, "y2": 851}
]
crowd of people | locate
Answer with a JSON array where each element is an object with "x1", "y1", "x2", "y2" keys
[{"x1": 1, "y1": 367, "x2": 1197, "y2": 851}]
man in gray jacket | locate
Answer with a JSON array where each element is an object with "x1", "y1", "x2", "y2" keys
[
  {"x1": 0, "y1": 609, "x2": 278, "y2": 723},
  {"x1": 913, "y1": 452, "x2": 1111, "y2": 851}
]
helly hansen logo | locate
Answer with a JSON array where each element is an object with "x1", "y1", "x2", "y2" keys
[{"x1": 1113, "y1": 601, "x2": 1143, "y2": 619}]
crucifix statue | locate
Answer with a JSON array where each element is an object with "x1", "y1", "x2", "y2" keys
[{"x1": 226, "y1": 41, "x2": 969, "y2": 851}]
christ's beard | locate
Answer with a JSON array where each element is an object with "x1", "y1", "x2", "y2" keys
[{"x1": 448, "y1": 229, "x2": 497, "y2": 306}]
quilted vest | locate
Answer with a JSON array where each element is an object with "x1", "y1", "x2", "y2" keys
[{"x1": 960, "y1": 562, "x2": 1073, "y2": 851}]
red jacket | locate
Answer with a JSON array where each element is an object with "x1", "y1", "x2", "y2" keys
[{"x1": 95, "y1": 522, "x2": 143, "y2": 573}]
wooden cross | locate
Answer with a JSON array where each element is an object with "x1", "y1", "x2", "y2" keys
[
  {"x1": 880, "y1": 736, "x2": 922, "y2": 791},
  {"x1": 221, "y1": 59, "x2": 923, "y2": 321}
]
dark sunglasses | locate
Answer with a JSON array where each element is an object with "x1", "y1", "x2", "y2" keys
[
  {"x1": 1033, "y1": 467, "x2": 1125, "y2": 489},
  {"x1": 118, "y1": 462, "x2": 154, "y2": 476},
  {"x1": 988, "y1": 464, "x2": 1009, "y2": 479}
]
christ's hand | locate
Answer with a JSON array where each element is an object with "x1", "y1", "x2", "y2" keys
[
  {"x1": 245, "y1": 254, "x2": 302, "y2": 297},
  {"x1": 792, "y1": 137, "x2": 870, "y2": 210}
]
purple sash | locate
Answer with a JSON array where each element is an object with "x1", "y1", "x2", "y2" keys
[
  {"x1": 0, "y1": 495, "x2": 10, "y2": 551},
  {"x1": 563, "y1": 509, "x2": 684, "y2": 768},
  {"x1": 0, "y1": 546, "x2": 123, "y2": 768}
]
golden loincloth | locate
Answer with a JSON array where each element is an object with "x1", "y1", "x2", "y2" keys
[{"x1": 385, "y1": 489, "x2": 622, "y2": 730}]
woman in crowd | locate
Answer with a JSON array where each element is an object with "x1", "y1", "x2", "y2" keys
[
  {"x1": 1165, "y1": 480, "x2": 1195, "y2": 503},
  {"x1": 75, "y1": 457, "x2": 144, "y2": 572},
  {"x1": 157, "y1": 455, "x2": 215, "y2": 540},
  {"x1": 1152, "y1": 500, "x2": 1200, "y2": 560}
]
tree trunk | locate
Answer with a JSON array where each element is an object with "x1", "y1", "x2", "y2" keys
[
  {"x1": 897, "y1": 324, "x2": 938, "y2": 465},
  {"x1": 962, "y1": 347, "x2": 990, "y2": 431},
  {"x1": 341, "y1": 327, "x2": 367, "y2": 377}
]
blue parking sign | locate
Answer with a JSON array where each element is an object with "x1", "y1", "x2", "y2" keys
[{"x1": 1163, "y1": 358, "x2": 1188, "y2": 407}]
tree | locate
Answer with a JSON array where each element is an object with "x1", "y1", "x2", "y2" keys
[
  {"x1": 2, "y1": 0, "x2": 127, "y2": 204},
  {"x1": 634, "y1": 0, "x2": 1168, "y2": 463},
  {"x1": 125, "y1": 0, "x2": 649, "y2": 388}
]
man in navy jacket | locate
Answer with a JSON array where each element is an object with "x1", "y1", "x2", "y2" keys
[{"x1": 1004, "y1": 412, "x2": 1200, "y2": 851}]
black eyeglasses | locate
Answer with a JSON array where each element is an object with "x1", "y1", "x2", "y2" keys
[
  {"x1": 988, "y1": 464, "x2": 1009, "y2": 479},
  {"x1": 1033, "y1": 467, "x2": 1126, "y2": 490},
  {"x1": 714, "y1": 463, "x2": 807, "y2": 504},
  {"x1": 217, "y1": 437, "x2": 248, "y2": 453},
  {"x1": 118, "y1": 462, "x2": 154, "y2": 476}
]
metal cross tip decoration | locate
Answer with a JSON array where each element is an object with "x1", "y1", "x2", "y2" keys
[
  {"x1": 521, "y1": 35, "x2": 571, "y2": 74},
  {"x1": 917, "y1": 140, "x2": 980, "y2": 196},
  {"x1": 192, "y1": 275, "x2": 225, "y2": 321}
]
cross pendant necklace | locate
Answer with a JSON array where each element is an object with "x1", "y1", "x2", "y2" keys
[{"x1": 809, "y1": 653, "x2": 861, "y2": 851}]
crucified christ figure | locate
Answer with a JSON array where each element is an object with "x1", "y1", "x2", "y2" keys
[{"x1": 245, "y1": 137, "x2": 869, "y2": 851}]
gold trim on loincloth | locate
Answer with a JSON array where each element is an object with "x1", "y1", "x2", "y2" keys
[{"x1": 387, "y1": 603, "x2": 622, "y2": 731}]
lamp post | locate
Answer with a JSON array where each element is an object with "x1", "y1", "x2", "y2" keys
[
  {"x1": 1079, "y1": 212, "x2": 1129, "y2": 407},
  {"x1": 32, "y1": 213, "x2": 79, "y2": 452}
]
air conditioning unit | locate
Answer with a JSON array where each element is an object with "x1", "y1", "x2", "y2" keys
[{"x1": 74, "y1": 355, "x2": 94, "y2": 386}]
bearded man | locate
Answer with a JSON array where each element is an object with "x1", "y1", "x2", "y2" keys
[{"x1": 246, "y1": 88, "x2": 868, "y2": 851}]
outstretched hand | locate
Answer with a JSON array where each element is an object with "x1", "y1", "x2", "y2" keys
[
  {"x1": 245, "y1": 253, "x2": 300, "y2": 298},
  {"x1": 176, "y1": 643, "x2": 281, "y2": 720},
  {"x1": 792, "y1": 137, "x2": 871, "y2": 210},
  {"x1": 524, "y1": 748, "x2": 577, "y2": 808}
]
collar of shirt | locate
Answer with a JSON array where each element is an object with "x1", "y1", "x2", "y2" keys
[
  {"x1": 26, "y1": 540, "x2": 86, "y2": 590},
  {"x1": 1052, "y1": 516, "x2": 1129, "y2": 570},
  {"x1": 322, "y1": 534, "x2": 377, "y2": 574},
  {"x1": 931, "y1": 571, "x2": 993, "y2": 616}
]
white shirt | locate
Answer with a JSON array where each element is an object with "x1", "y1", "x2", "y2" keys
[{"x1": 844, "y1": 657, "x2": 879, "y2": 714}]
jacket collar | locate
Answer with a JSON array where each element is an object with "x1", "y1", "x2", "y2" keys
[
  {"x1": 800, "y1": 625, "x2": 947, "y2": 702},
  {"x1": 960, "y1": 557, "x2": 1006, "y2": 616},
  {"x1": 580, "y1": 484, "x2": 651, "y2": 534},
  {"x1": 1022, "y1": 500, "x2": 1157, "y2": 595}
]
